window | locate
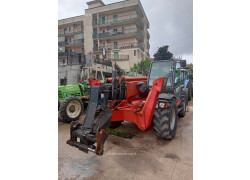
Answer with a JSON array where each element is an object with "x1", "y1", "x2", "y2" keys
[
  {"x1": 82, "y1": 48, "x2": 84, "y2": 52},
  {"x1": 60, "y1": 78, "x2": 67, "y2": 86},
  {"x1": 114, "y1": 42, "x2": 118, "y2": 49},
  {"x1": 114, "y1": 52, "x2": 118, "y2": 59},
  {"x1": 94, "y1": 18, "x2": 97, "y2": 25},
  {"x1": 64, "y1": 28, "x2": 67, "y2": 34},
  {"x1": 103, "y1": 30, "x2": 105, "y2": 33},
  {"x1": 134, "y1": 50, "x2": 136, "y2": 56},
  {"x1": 103, "y1": 43, "x2": 105, "y2": 48},
  {"x1": 93, "y1": 30, "x2": 97, "y2": 38},
  {"x1": 113, "y1": 15, "x2": 118, "y2": 22},
  {"x1": 113, "y1": 28, "x2": 117, "y2": 33},
  {"x1": 148, "y1": 61, "x2": 174, "y2": 87},
  {"x1": 175, "y1": 62, "x2": 181, "y2": 86},
  {"x1": 102, "y1": 16, "x2": 105, "y2": 24},
  {"x1": 96, "y1": 55, "x2": 100, "y2": 60}
]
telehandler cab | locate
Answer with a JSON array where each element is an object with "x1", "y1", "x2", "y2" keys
[{"x1": 67, "y1": 59, "x2": 188, "y2": 155}]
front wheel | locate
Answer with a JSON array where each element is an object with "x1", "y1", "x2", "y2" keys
[
  {"x1": 59, "y1": 97, "x2": 84, "y2": 122},
  {"x1": 153, "y1": 101, "x2": 178, "y2": 140}
]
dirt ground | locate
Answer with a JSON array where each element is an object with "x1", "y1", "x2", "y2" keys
[{"x1": 58, "y1": 100, "x2": 193, "y2": 180}]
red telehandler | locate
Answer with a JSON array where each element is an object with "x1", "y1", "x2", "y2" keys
[{"x1": 67, "y1": 59, "x2": 188, "y2": 155}]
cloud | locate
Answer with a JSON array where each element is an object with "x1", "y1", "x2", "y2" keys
[{"x1": 58, "y1": 0, "x2": 193, "y2": 63}]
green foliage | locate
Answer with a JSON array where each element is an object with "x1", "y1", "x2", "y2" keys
[
  {"x1": 107, "y1": 128, "x2": 132, "y2": 139},
  {"x1": 153, "y1": 45, "x2": 173, "y2": 60},
  {"x1": 129, "y1": 57, "x2": 151, "y2": 76}
]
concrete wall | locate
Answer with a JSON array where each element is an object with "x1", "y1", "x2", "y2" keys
[
  {"x1": 84, "y1": 14, "x2": 94, "y2": 54},
  {"x1": 58, "y1": 65, "x2": 82, "y2": 85}
]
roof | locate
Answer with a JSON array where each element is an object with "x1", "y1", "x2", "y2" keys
[{"x1": 87, "y1": 0, "x2": 105, "y2": 6}]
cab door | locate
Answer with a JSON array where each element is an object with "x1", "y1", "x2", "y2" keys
[{"x1": 174, "y1": 62, "x2": 182, "y2": 101}]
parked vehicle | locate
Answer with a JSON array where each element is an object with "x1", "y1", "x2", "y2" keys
[
  {"x1": 66, "y1": 59, "x2": 188, "y2": 155},
  {"x1": 58, "y1": 67, "x2": 105, "y2": 122}
]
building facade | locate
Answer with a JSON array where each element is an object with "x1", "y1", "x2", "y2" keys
[{"x1": 58, "y1": 0, "x2": 150, "y2": 73}]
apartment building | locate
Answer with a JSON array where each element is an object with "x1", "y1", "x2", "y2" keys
[{"x1": 58, "y1": 0, "x2": 150, "y2": 73}]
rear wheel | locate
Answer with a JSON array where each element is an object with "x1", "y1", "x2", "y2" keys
[
  {"x1": 59, "y1": 97, "x2": 83, "y2": 122},
  {"x1": 153, "y1": 100, "x2": 178, "y2": 140},
  {"x1": 178, "y1": 99, "x2": 187, "y2": 117},
  {"x1": 188, "y1": 86, "x2": 192, "y2": 100}
]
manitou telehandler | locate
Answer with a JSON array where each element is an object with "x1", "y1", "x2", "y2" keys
[{"x1": 67, "y1": 59, "x2": 188, "y2": 155}]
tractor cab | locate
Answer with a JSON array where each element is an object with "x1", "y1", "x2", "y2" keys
[{"x1": 148, "y1": 59, "x2": 186, "y2": 94}]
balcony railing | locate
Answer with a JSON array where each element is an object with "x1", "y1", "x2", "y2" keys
[
  {"x1": 93, "y1": 13, "x2": 144, "y2": 27},
  {"x1": 58, "y1": 27, "x2": 83, "y2": 35},
  {"x1": 147, "y1": 41, "x2": 150, "y2": 48},
  {"x1": 58, "y1": 39, "x2": 84, "y2": 46},
  {"x1": 58, "y1": 59, "x2": 86, "y2": 66},
  {"x1": 147, "y1": 30, "x2": 150, "y2": 39},
  {"x1": 58, "y1": 52, "x2": 85, "y2": 57},
  {"x1": 93, "y1": 42, "x2": 145, "y2": 52},
  {"x1": 107, "y1": 54, "x2": 129, "y2": 61},
  {"x1": 94, "y1": 59, "x2": 112, "y2": 67},
  {"x1": 97, "y1": 28, "x2": 144, "y2": 40}
]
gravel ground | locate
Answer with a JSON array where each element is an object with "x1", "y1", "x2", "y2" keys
[{"x1": 58, "y1": 100, "x2": 193, "y2": 180}]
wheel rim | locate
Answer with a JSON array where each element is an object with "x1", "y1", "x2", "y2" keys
[
  {"x1": 170, "y1": 108, "x2": 176, "y2": 130},
  {"x1": 66, "y1": 100, "x2": 82, "y2": 118}
]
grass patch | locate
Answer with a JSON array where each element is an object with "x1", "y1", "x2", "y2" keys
[{"x1": 107, "y1": 128, "x2": 133, "y2": 139}]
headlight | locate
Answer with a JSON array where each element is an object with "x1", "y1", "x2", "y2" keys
[{"x1": 159, "y1": 102, "x2": 165, "y2": 108}]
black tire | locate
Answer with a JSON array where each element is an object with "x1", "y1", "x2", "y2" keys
[
  {"x1": 59, "y1": 97, "x2": 84, "y2": 123},
  {"x1": 188, "y1": 86, "x2": 192, "y2": 100},
  {"x1": 191, "y1": 82, "x2": 193, "y2": 97},
  {"x1": 109, "y1": 121, "x2": 123, "y2": 129},
  {"x1": 178, "y1": 98, "x2": 187, "y2": 117},
  {"x1": 153, "y1": 101, "x2": 178, "y2": 140}
]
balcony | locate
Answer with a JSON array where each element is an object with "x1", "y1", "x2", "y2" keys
[
  {"x1": 58, "y1": 52, "x2": 86, "y2": 66},
  {"x1": 147, "y1": 41, "x2": 150, "y2": 48},
  {"x1": 94, "y1": 59, "x2": 112, "y2": 67},
  {"x1": 97, "y1": 28, "x2": 144, "y2": 41},
  {"x1": 107, "y1": 54, "x2": 129, "y2": 61},
  {"x1": 147, "y1": 30, "x2": 150, "y2": 39},
  {"x1": 58, "y1": 27, "x2": 83, "y2": 36},
  {"x1": 58, "y1": 59, "x2": 86, "y2": 66},
  {"x1": 58, "y1": 51, "x2": 85, "y2": 57},
  {"x1": 93, "y1": 42, "x2": 145, "y2": 52},
  {"x1": 58, "y1": 39, "x2": 84, "y2": 47},
  {"x1": 93, "y1": 13, "x2": 144, "y2": 29}
]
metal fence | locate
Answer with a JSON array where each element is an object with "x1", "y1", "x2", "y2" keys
[
  {"x1": 93, "y1": 42, "x2": 144, "y2": 52},
  {"x1": 58, "y1": 39, "x2": 84, "y2": 46},
  {"x1": 94, "y1": 59, "x2": 112, "y2": 67},
  {"x1": 92, "y1": 13, "x2": 142, "y2": 27},
  {"x1": 97, "y1": 28, "x2": 144, "y2": 40}
]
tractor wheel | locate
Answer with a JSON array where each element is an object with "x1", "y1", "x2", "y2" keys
[
  {"x1": 188, "y1": 86, "x2": 192, "y2": 101},
  {"x1": 153, "y1": 101, "x2": 178, "y2": 140},
  {"x1": 178, "y1": 98, "x2": 187, "y2": 117},
  {"x1": 59, "y1": 97, "x2": 83, "y2": 123},
  {"x1": 109, "y1": 121, "x2": 123, "y2": 129},
  {"x1": 191, "y1": 82, "x2": 193, "y2": 97}
]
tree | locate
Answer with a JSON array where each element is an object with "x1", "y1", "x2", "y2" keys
[
  {"x1": 130, "y1": 57, "x2": 151, "y2": 76},
  {"x1": 153, "y1": 45, "x2": 173, "y2": 60}
]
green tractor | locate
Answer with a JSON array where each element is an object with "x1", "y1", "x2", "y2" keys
[{"x1": 58, "y1": 67, "x2": 105, "y2": 122}]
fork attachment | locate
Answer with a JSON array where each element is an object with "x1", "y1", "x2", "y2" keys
[{"x1": 67, "y1": 85, "x2": 112, "y2": 155}]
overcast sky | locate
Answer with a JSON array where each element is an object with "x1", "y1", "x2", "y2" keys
[{"x1": 58, "y1": 0, "x2": 193, "y2": 63}]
